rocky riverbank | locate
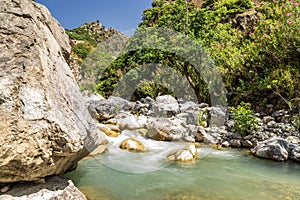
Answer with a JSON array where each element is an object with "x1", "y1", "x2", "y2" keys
[
  {"x1": 0, "y1": 176, "x2": 86, "y2": 200},
  {"x1": 86, "y1": 93, "x2": 300, "y2": 162}
]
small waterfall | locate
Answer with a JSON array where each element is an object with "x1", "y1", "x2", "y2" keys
[{"x1": 95, "y1": 130, "x2": 189, "y2": 173}]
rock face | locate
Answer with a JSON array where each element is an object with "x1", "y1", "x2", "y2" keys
[
  {"x1": 0, "y1": 176, "x2": 87, "y2": 200},
  {"x1": 251, "y1": 138, "x2": 289, "y2": 161},
  {"x1": 0, "y1": 0, "x2": 103, "y2": 183}
]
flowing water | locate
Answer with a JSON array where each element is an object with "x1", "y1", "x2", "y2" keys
[{"x1": 65, "y1": 131, "x2": 300, "y2": 200}]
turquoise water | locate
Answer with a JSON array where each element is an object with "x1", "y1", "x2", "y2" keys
[{"x1": 65, "y1": 145, "x2": 300, "y2": 200}]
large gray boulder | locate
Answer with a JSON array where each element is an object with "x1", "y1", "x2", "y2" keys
[
  {"x1": 208, "y1": 106, "x2": 228, "y2": 127},
  {"x1": 88, "y1": 96, "x2": 130, "y2": 122},
  {"x1": 289, "y1": 144, "x2": 300, "y2": 162},
  {"x1": 146, "y1": 118, "x2": 186, "y2": 141},
  {"x1": 0, "y1": 0, "x2": 103, "y2": 183},
  {"x1": 152, "y1": 95, "x2": 179, "y2": 117},
  {"x1": 0, "y1": 176, "x2": 87, "y2": 200},
  {"x1": 251, "y1": 138, "x2": 289, "y2": 161}
]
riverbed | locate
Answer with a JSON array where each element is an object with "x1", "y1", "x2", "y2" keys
[{"x1": 65, "y1": 136, "x2": 300, "y2": 200}]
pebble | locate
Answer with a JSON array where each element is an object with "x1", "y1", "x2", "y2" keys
[{"x1": 1, "y1": 186, "x2": 9, "y2": 193}]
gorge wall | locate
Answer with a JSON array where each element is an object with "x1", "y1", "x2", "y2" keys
[{"x1": 0, "y1": 0, "x2": 104, "y2": 183}]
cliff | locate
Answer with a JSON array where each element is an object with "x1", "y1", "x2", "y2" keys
[{"x1": 0, "y1": 0, "x2": 104, "y2": 183}]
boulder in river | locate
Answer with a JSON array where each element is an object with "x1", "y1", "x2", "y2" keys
[
  {"x1": 146, "y1": 118, "x2": 186, "y2": 141},
  {"x1": 0, "y1": 0, "x2": 103, "y2": 183},
  {"x1": 289, "y1": 144, "x2": 300, "y2": 162},
  {"x1": 251, "y1": 138, "x2": 289, "y2": 161},
  {"x1": 97, "y1": 124, "x2": 121, "y2": 137},
  {"x1": 115, "y1": 111, "x2": 142, "y2": 130},
  {"x1": 88, "y1": 96, "x2": 130, "y2": 122},
  {"x1": 167, "y1": 143, "x2": 198, "y2": 162},
  {"x1": 120, "y1": 138, "x2": 147, "y2": 152}
]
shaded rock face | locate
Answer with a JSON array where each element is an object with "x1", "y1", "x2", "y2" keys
[
  {"x1": 0, "y1": 0, "x2": 103, "y2": 183},
  {"x1": 251, "y1": 138, "x2": 289, "y2": 161},
  {"x1": 0, "y1": 176, "x2": 87, "y2": 200},
  {"x1": 290, "y1": 145, "x2": 300, "y2": 162},
  {"x1": 88, "y1": 96, "x2": 130, "y2": 122}
]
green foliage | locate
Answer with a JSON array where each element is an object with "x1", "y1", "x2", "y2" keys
[
  {"x1": 134, "y1": 81, "x2": 174, "y2": 101},
  {"x1": 96, "y1": 41, "x2": 210, "y2": 102},
  {"x1": 209, "y1": 0, "x2": 300, "y2": 107},
  {"x1": 197, "y1": 109, "x2": 208, "y2": 127},
  {"x1": 93, "y1": 0, "x2": 299, "y2": 109},
  {"x1": 79, "y1": 46, "x2": 115, "y2": 92},
  {"x1": 66, "y1": 29, "x2": 99, "y2": 47},
  {"x1": 72, "y1": 42, "x2": 92, "y2": 59},
  {"x1": 232, "y1": 102, "x2": 258, "y2": 135}
]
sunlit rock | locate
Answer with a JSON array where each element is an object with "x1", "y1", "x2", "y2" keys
[
  {"x1": 115, "y1": 112, "x2": 142, "y2": 130},
  {"x1": 119, "y1": 138, "x2": 147, "y2": 152},
  {"x1": 152, "y1": 95, "x2": 179, "y2": 117},
  {"x1": 146, "y1": 118, "x2": 186, "y2": 141},
  {"x1": 97, "y1": 124, "x2": 121, "y2": 137},
  {"x1": 167, "y1": 144, "x2": 198, "y2": 162},
  {"x1": 0, "y1": 0, "x2": 103, "y2": 183}
]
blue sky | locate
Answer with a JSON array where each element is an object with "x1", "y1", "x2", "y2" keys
[{"x1": 35, "y1": 0, "x2": 153, "y2": 33}]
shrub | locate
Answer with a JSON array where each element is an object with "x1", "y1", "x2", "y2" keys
[
  {"x1": 72, "y1": 42, "x2": 92, "y2": 59},
  {"x1": 232, "y1": 102, "x2": 257, "y2": 135},
  {"x1": 197, "y1": 109, "x2": 208, "y2": 127}
]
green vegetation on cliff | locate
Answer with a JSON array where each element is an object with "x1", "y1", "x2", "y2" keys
[{"x1": 66, "y1": 20, "x2": 128, "y2": 92}]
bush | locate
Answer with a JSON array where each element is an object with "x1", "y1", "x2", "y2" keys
[
  {"x1": 72, "y1": 42, "x2": 92, "y2": 59},
  {"x1": 232, "y1": 102, "x2": 257, "y2": 135}
]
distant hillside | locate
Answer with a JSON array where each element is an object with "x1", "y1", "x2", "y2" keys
[{"x1": 66, "y1": 20, "x2": 128, "y2": 92}]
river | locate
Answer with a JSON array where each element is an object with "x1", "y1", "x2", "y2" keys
[{"x1": 65, "y1": 132, "x2": 300, "y2": 200}]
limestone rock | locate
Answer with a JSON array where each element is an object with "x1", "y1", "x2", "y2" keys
[
  {"x1": 167, "y1": 144, "x2": 197, "y2": 162},
  {"x1": 290, "y1": 145, "x2": 300, "y2": 162},
  {"x1": 263, "y1": 116, "x2": 275, "y2": 124},
  {"x1": 0, "y1": 0, "x2": 103, "y2": 183},
  {"x1": 97, "y1": 124, "x2": 121, "y2": 137},
  {"x1": 88, "y1": 144, "x2": 109, "y2": 157},
  {"x1": 251, "y1": 138, "x2": 289, "y2": 161},
  {"x1": 119, "y1": 138, "x2": 147, "y2": 152},
  {"x1": 83, "y1": 91, "x2": 105, "y2": 102},
  {"x1": 152, "y1": 95, "x2": 179, "y2": 117},
  {"x1": 88, "y1": 96, "x2": 130, "y2": 122},
  {"x1": 146, "y1": 118, "x2": 186, "y2": 141},
  {"x1": 0, "y1": 176, "x2": 87, "y2": 200},
  {"x1": 115, "y1": 112, "x2": 142, "y2": 130},
  {"x1": 208, "y1": 106, "x2": 228, "y2": 127},
  {"x1": 285, "y1": 136, "x2": 300, "y2": 144},
  {"x1": 242, "y1": 140, "x2": 253, "y2": 148}
]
